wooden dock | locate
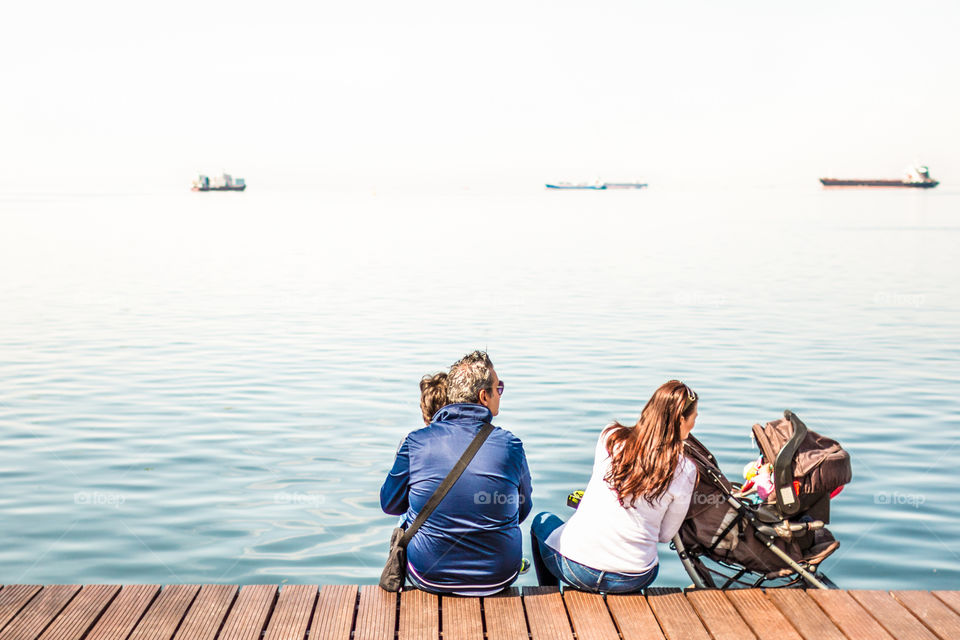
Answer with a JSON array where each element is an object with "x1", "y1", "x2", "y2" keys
[{"x1": 2, "y1": 584, "x2": 960, "y2": 640}]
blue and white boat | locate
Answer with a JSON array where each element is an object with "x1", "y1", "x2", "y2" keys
[
  {"x1": 192, "y1": 172, "x2": 246, "y2": 192},
  {"x1": 545, "y1": 178, "x2": 606, "y2": 190},
  {"x1": 545, "y1": 178, "x2": 648, "y2": 190}
]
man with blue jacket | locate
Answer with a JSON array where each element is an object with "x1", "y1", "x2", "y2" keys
[{"x1": 380, "y1": 351, "x2": 533, "y2": 595}]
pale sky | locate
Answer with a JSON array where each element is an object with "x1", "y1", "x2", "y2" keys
[{"x1": 2, "y1": 0, "x2": 958, "y2": 191}]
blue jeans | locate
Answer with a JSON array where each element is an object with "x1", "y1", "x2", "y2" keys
[{"x1": 530, "y1": 512, "x2": 658, "y2": 594}]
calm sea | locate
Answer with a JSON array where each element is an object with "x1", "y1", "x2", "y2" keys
[{"x1": 1, "y1": 185, "x2": 958, "y2": 588}]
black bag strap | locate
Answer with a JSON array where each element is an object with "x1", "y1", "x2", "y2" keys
[{"x1": 399, "y1": 421, "x2": 494, "y2": 548}]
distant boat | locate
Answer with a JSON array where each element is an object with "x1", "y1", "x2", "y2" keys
[
  {"x1": 192, "y1": 173, "x2": 246, "y2": 191},
  {"x1": 545, "y1": 178, "x2": 648, "y2": 190},
  {"x1": 820, "y1": 165, "x2": 938, "y2": 189},
  {"x1": 602, "y1": 181, "x2": 647, "y2": 190},
  {"x1": 546, "y1": 179, "x2": 606, "y2": 190}
]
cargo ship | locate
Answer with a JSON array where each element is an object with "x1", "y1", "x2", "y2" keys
[
  {"x1": 192, "y1": 173, "x2": 246, "y2": 191},
  {"x1": 820, "y1": 165, "x2": 938, "y2": 188}
]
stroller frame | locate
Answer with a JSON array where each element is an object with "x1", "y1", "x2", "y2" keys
[
  {"x1": 676, "y1": 413, "x2": 839, "y2": 590},
  {"x1": 673, "y1": 532, "x2": 837, "y2": 589}
]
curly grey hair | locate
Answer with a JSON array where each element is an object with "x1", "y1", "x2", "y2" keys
[{"x1": 446, "y1": 350, "x2": 495, "y2": 404}]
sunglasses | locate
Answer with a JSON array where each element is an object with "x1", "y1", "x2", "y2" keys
[
  {"x1": 495, "y1": 380, "x2": 505, "y2": 396},
  {"x1": 682, "y1": 384, "x2": 697, "y2": 410}
]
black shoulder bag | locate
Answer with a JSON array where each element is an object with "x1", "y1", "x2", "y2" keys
[{"x1": 379, "y1": 421, "x2": 494, "y2": 592}]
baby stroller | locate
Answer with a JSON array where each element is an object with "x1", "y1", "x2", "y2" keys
[{"x1": 673, "y1": 410, "x2": 851, "y2": 589}]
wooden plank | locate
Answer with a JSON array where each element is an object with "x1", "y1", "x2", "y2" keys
[
  {"x1": 10, "y1": 584, "x2": 960, "y2": 640},
  {"x1": 848, "y1": 591, "x2": 939, "y2": 640},
  {"x1": 724, "y1": 590, "x2": 803, "y2": 640},
  {"x1": 522, "y1": 587, "x2": 573, "y2": 640},
  {"x1": 353, "y1": 586, "x2": 396, "y2": 640},
  {"x1": 440, "y1": 596, "x2": 482, "y2": 640},
  {"x1": 310, "y1": 585, "x2": 356, "y2": 640},
  {"x1": 38, "y1": 584, "x2": 120, "y2": 640},
  {"x1": 933, "y1": 591, "x2": 960, "y2": 617},
  {"x1": 562, "y1": 589, "x2": 620, "y2": 640},
  {"x1": 605, "y1": 594, "x2": 665, "y2": 640},
  {"x1": 0, "y1": 585, "x2": 81, "y2": 640},
  {"x1": 482, "y1": 588, "x2": 527, "y2": 640},
  {"x1": 217, "y1": 585, "x2": 277, "y2": 640},
  {"x1": 398, "y1": 589, "x2": 437, "y2": 640},
  {"x1": 172, "y1": 585, "x2": 237, "y2": 640},
  {"x1": 685, "y1": 590, "x2": 756, "y2": 640},
  {"x1": 764, "y1": 590, "x2": 846, "y2": 640},
  {"x1": 891, "y1": 591, "x2": 960, "y2": 640},
  {"x1": 127, "y1": 585, "x2": 201, "y2": 640},
  {"x1": 84, "y1": 585, "x2": 161, "y2": 640},
  {"x1": 807, "y1": 590, "x2": 894, "y2": 640},
  {"x1": 0, "y1": 586, "x2": 42, "y2": 633},
  {"x1": 645, "y1": 589, "x2": 711, "y2": 640},
  {"x1": 262, "y1": 585, "x2": 316, "y2": 640}
]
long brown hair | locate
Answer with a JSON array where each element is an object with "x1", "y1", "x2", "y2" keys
[{"x1": 603, "y1": 380, "x2": 698, "y2": 506}]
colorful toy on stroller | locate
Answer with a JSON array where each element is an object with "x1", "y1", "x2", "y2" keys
[{"x1": 674, "y1": 410, "x2": 851, "y2": 589}]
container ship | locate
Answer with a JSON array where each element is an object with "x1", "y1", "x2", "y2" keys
[
  {"x1": 192, "y1": 173, "x2": 246, "y2": 191},
  {"x1": 820, "y1": 165, "x2": 938, "y2": 188}
]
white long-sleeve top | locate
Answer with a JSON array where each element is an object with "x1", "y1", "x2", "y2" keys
[{"x1": 544, "y1": 430, "x2": 696, "y2": 573}]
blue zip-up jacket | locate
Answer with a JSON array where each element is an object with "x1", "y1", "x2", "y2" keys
[{"x1": 380, "y1": 403, "x2": 533, "y2": 591}]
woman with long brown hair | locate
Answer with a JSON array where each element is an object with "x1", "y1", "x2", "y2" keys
[{"x1": 530, "y1": 380, "x2": 698, "y2": 592}]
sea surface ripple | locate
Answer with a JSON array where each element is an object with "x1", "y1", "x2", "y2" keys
[{"x1": 1, "y1": 185, "x2": 958, "y2": 587}]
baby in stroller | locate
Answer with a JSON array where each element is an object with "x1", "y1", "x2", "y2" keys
[{"x1": 675, "y1": 410, "x2": 851, "y2": 589}]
